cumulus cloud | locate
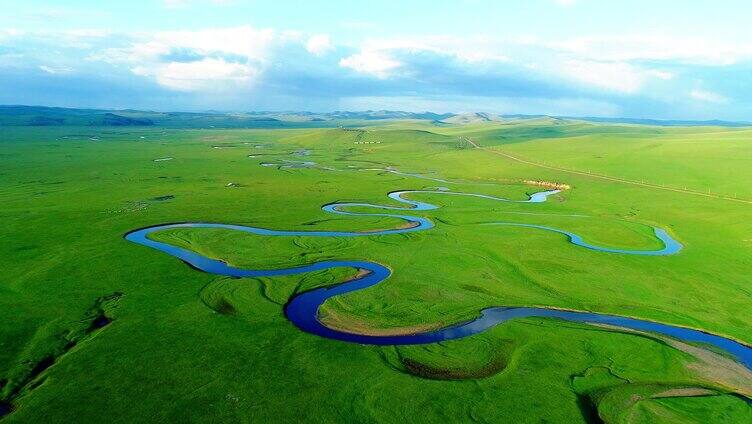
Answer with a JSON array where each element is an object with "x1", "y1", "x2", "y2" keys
[
  {"x1": 153, "y1": 26, "x2": 274, "y2": 60},
  {"x1": 94, "y1": 26, "x2": 275, "y2": 67},
  {"x1": 306, "y1": 34, "x2": 333, "y2": 56},
  {"x1": 648, "y1": 70, "x2": 673, "y2": 80},
  {"x1": 94, "y1": 25, "x2": 274, "y2": 91},
  {"x1": 346, "y1": 36, "x2": 510, "y2": 64},
  {"x1": 336, "y1": 35, "x2": 676, "y2": 96},
  {"x1": 131, "y1": 58, "x2": 258, "y2": 91},
  {"x1": 339, "y1": 50, "x2": 401, "y2": 78},
  {"x1": 555, "y1": 60, "x2": 657, "y2": 93},
  {"x1": 337, "y1": 35, "x2": 513, "y2": 80}
]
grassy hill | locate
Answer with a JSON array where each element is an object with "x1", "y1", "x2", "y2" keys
[
  {"x1": 2, "y1": 105, "x2": 748, "y2": 129},
  {"x1": 0, "y1": 106, "x2": 453, "y2": 129}
]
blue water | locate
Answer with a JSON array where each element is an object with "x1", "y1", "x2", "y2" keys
[
  {"x1": 125, "y1": 188, "x2": 751, "y2": 370},
  {"x1": 487, "y1": 223, "x2": 683, "y2": 255}
]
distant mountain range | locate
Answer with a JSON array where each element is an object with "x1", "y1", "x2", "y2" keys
[{"x1": 0, "y1": 105, "x2": 749, "y2": 128}]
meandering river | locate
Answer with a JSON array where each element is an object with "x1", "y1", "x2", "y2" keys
[{"x1": 125, "y1": 188, "x2": 751, "y2": 370}]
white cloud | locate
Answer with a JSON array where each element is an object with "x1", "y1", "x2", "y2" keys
[
  {"x1": 132, "y1": 58, "x2": 258, "y2": 91},
  {"x1": 306, "y1": 34, "x2": 333, "y2": 56},
  {"x1": 337, "y1": 34, "x2": 687, "y2": 95},
  {"x1": 552, "y1": 60, "x2": 675, "y2": 93},
  {"x1": 354, "y1": 36, "x2": 508, "y2": 63},
  {"x1": 39, "y1": 65, "x2": 73, "y2": 74},
  {"x1": 337, "y1": 34, "x2": 670, "y2": 92},
  {"x1": 339, "y1": 33, "x2": 752, "y2": 75},
  {"x1": 153, "y1": 26, "x2": 274, "y2": 60},
  {"x1": 339, "y1": 50, "x2": 401, "y2": 78},
  {"x1": 94, "y1": 25, "x2": 274, "y2": 92},
  {"x1": 690, "y1": 89, "x2": 728, "y2": 104},
  {"x1": 557, "y1": 60, "x2": 647, "y2": 93},
  {"x1": 338, "y1": 35, "x2": 510, "y2": 78},
  {"x1": 98, "y1": 26, "x2": 276, "y2": 64},
  {"x1": 648, "y1": 69, "x2": 673, "y2": 80}
]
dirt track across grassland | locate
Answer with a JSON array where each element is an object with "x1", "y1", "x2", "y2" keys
[{"x1": 463, "y1": 137, "x2": 752, "y2": 205}]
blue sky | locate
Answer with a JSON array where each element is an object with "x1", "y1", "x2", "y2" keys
[{"x1": 2, "y1": 0, "x2": 752, "y2": 119}]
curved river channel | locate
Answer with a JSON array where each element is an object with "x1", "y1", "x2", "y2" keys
[{"x1": 125, "y1": 188, "x2": 752, "y2": 370}]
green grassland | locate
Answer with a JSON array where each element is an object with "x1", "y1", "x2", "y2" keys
[{"x1": 0, "y1": 119, "x2": 750, "y2": 423}]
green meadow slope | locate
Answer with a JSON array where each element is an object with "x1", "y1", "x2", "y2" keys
[{"x1": 0, "y1": 121, "x2": 750, "y2": 423}]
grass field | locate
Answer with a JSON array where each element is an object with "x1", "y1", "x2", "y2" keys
[{"x1": 1, "y1": 119, "x2": 750, "y2": 423}]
